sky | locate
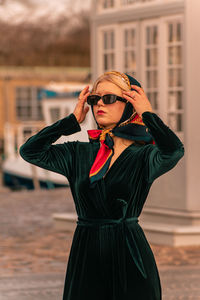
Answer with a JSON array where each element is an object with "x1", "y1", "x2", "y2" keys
[{"x1": 0, "y1": 0, "x2": 92, "y2": 24}]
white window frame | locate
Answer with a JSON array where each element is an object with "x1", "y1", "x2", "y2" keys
[
  {"x1": 141, "y1": 14, "x2": 184, "y2": 140},
  {"x1": 120, "y1": 22, "x2": 139, "y2": 77},
  {"x1": 162, "y1": 14, "x2": 184, "y2": 140},
  {"x1": 96, "y1": 14, "x2": 184, "y2": 140},
  {"x1": 97, "y1": 24, "x2": 120, "y2": 76},
  {"x1": 15, "y1": 86, "x2": 43, "y2": 121},
  {"x1": 141, "y1": 18, "x2": 161, "y2": 117},
  {"x1": 97, "y1": 0, "x2": 121, "y2": 13}
]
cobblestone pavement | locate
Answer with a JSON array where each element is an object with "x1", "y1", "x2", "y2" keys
[
  {"x1": 0, "y1": 187, "x2": 200, "y2": 299},
  {"x1": 0, "y1": 266, "x2": 200, "y2": 300},
  {"x1": 160, "y1": 266, "x2": 200, "y2": 300},
  {"x1": 0, "y1": 273, "x2": 64, "y2": 300}
]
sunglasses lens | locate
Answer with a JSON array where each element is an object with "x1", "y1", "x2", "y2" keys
[
  {"x1": 87, "y1": 94, "x2": 119, "y2": 105},
  {"x1": 103, "y1": 94, "x2": 117, "y2": 104},
  {"x1": 87, "y1": 95, "x2": 100, "y2": 105}
]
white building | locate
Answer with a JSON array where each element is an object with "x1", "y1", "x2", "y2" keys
[{"x1": 90, "y1": 0, "x2": 200, "y2": 246}]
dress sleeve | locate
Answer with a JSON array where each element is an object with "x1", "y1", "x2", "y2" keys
[
  {"x1": 19, "y1": 113, "x2": 81, "y2": 179},
  {"x1": 141, "y1": 111, "x2": 185, "y2": 183}
]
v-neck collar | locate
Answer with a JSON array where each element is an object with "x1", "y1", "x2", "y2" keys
[{"x1": 102, "y1": 142, "x2": 136, "y2": 180}]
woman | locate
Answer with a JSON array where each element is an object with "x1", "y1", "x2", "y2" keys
[{"x1": 20, "y1": 71, "x2": 184, "y2": 300}]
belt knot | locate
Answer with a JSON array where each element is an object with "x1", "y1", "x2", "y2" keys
[{"x1": 76, "y1": 216, "x2": 138, "y2": 227}]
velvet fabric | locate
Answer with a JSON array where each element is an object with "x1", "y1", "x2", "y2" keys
[
  {"x1": 19, "y1": 111, "x2": 184, "y2": 300},
  {"x1": 88, "y1": 73, "x2": 154, "y2": 185}
]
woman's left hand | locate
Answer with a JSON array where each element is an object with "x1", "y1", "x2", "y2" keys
[{"x1": 122, "y1": 85, "x2": 153, "y2": 118}]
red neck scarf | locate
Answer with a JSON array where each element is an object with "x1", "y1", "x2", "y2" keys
[
  {"x1": 87, "y1": 127, "x2": 114, "y2": 184},
  {"x1": 87, "y1": 113, "x2": 153, "y2": 187}
]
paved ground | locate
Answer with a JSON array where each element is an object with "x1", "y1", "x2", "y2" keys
[
  {"x1": 0, "y1": 273, "x2": 64, "y2": 300},
  {"x1": 0, "y1": 187, "x2": 200, "y2": 299},
  {"x1": 0, "y1": 266, "x2": 200, "y2": 300},
  {"x1": 160, "y1": 266, "x2": 200, "y2": 300}
]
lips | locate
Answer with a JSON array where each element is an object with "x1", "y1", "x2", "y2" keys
[{"x1": 97, "y1": 110, "x2": 105, "y2": 114}]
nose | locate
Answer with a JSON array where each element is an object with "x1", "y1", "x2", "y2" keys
[{"x1": 97, "y1": 97, "x2": 104, "y2": 106}]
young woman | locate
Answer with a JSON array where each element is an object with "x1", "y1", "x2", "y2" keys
[{"x1": 20, "y1": 71, "x2": 184, "y2": 300}]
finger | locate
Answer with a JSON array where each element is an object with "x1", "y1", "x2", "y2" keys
[
  {"x1": 123, "y1": 91, "x2": 137, "y2": 99},
  {"x1": 83, "y1": 86, "x2": 90, "y2": 96},
  {"x1": 84, "y1": 106, "x2": 89, "y2": 114},
  {"x1": 122, "y1": 93, "x2": 137, "y2": 104},
  {"x1": 83, "y1": 92, "x2": 90, "y2": 102},
  {"x1": 131, "y1": 85, "x2": 144, "y2": 95},
  {"x1": 81, "y1": 91, "x2": 90, "y2": 99},
  {"x1": 79, "y1": 85, "x2": 90, "y2": 97},
  {"x1": 78, "y1": 91, "x2": 90, "y2": 102}
]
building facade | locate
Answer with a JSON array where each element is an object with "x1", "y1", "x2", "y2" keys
[
  {"x1": 0, "y1": 69, "x2": 92, "y2": 189},
  {"x1": 0, "y1": 68, "x2": 91, "y2": 156},
  {"x1": 90, "y1": 0, "x2": 200, "y2": 246},
  {"x1": 0, "y1": 78, "x2": 47, "y2": 156},
  {"x1": 91, "y1": 0, "x2": 184, "y2": 138}
]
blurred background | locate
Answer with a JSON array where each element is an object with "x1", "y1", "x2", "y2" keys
[
  {"x1": 0, "y1": 1, "x2": 200, "y2": 299},
  {"x1": 0, "y1": 0, "x2": 92, "y2": 190},
  {"x1": 0, "y1": 0, "x2": 90, "y2": 67}
]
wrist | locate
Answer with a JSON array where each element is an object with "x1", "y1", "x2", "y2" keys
[
  {"x1": 141, "y1": 110, "x2": 153, "y2": 117},
  {"x1": 72, "y1": 112, "x2": 80, "y2": 124}
]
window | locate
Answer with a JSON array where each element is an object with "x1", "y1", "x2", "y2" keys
[
  {"x1": 23, "y1": 128, "x2": 33, "y2": 142},
  {"x1": 123, "y1": 27, "x2": 137, "y2": 76},
  {"x1": 144, "y1": 25, "x2": 159, "y2": 113},
  {"x1": 102, "y1": 29, "x2": 115, "y2": 71},
  {"x1": 167, "y1": 21, "x2": 183, "y2": 133},
  {"x1": 102, "y1": 0, "x2": 115, "y2": 8},
  {"x1": 21, "y1": 126, "x2": 41, "y2": 143},
  {"x1": 96, "y1": 16, "x2": 184, "y2": 137},
  {"x1": 97, "y1": 0, "x2": 116, "y2": 13},
  {"x1": 16, "y1": 87, "x2": 44, "y2": 121}
]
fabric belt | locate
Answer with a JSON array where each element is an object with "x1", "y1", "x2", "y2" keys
[
  {"x1": 76, "y1": 215, "x2": 147, "y2": 293},
  {"x1": 77, "y1": 216, "x2": 138, "y2": 226}
]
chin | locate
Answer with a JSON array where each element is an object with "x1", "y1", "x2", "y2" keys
[
  {"x1": 95, "y1": 115, "x2": 117, "y2": 128},
  {"x1": 97, "y1": 121, "x2": 107, "y2": 127},
  {"x1": 98, "y1": 121, "x2": 116, "y2": 129}
]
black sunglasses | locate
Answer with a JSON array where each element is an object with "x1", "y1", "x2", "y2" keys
[{"x1": 87, "y1": 94, "x2": 127, "y2": 106}]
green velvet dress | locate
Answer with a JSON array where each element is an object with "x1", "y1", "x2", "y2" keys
[{"x1": 19, "y1": 111, "x2": 184, "y2": 300}]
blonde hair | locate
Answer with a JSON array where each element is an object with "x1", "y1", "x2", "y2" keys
[{"x1": 91, "y1": 70, "x2": 131, "y2": 94}]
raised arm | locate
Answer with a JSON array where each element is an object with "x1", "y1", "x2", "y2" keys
[
  {"x1": 20, "y1": 84, "x2": 90, "y2": 179},
  {"x1": 19, "y1": 113, "x2": 81, "y2": 178},
  {"x1": 122, "y1": 84, "x2": 184, "y2": 183},
  {"x1": 142, "y1": 111, "x2": 184, "y2": 183}
]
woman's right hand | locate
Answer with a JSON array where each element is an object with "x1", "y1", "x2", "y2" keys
[{"x1": 73, "y1": 85, "x2": 90, "y2": 124}]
